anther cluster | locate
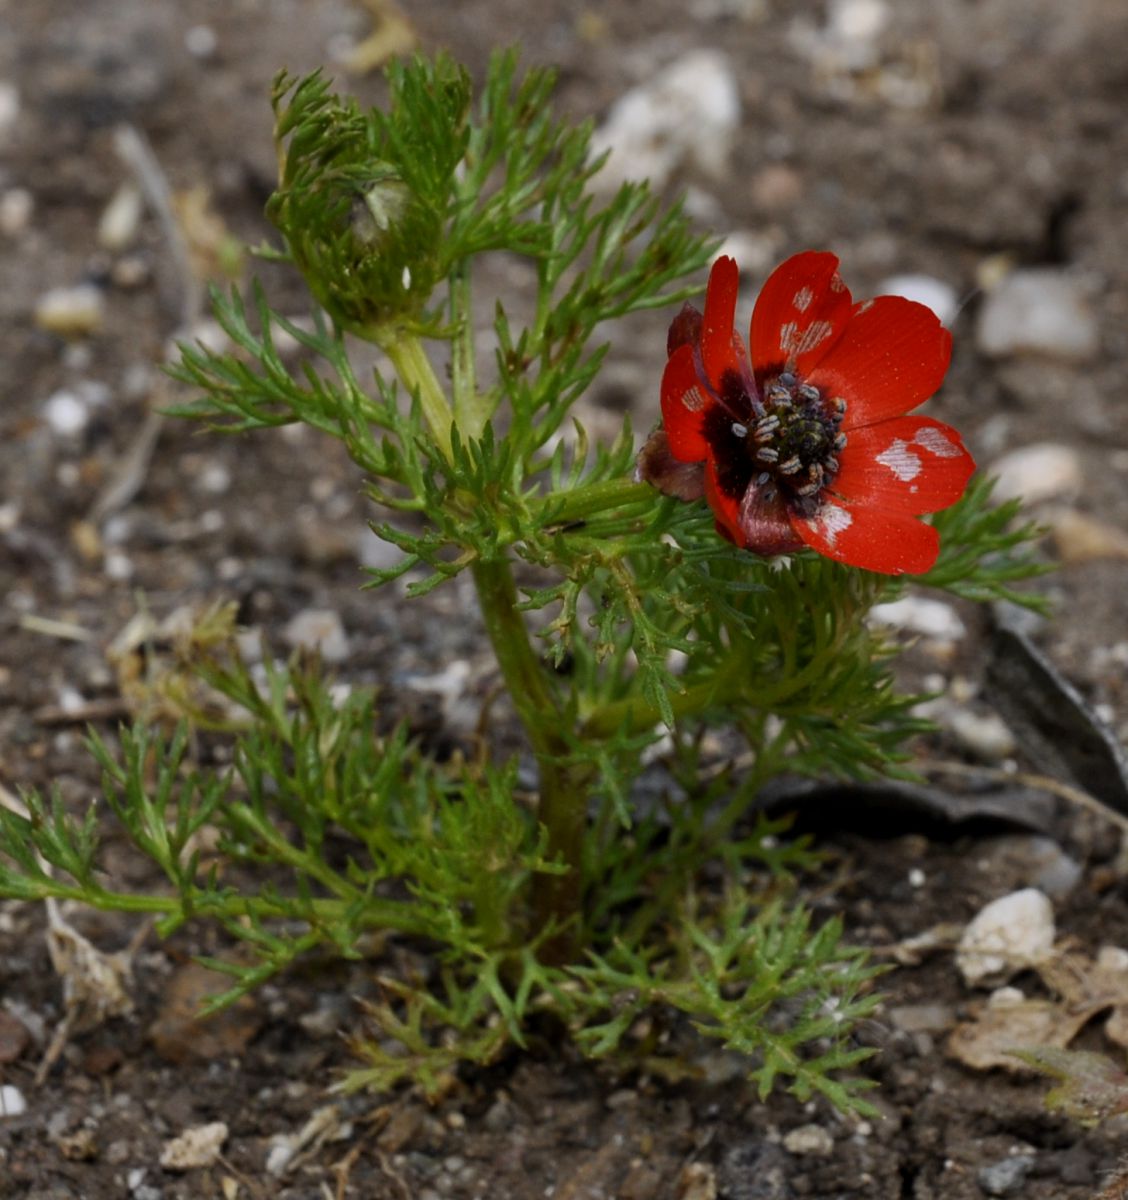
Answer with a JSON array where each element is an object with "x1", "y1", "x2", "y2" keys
[{"x1": 736, "y1": 372, "x2": 847, "y2": 515}]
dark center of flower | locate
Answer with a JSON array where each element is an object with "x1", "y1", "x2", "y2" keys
[{"x1": 732, "y1": 372, "x2": 847, "y2": 516}]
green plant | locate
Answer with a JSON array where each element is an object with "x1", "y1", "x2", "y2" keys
[{"x1": 1, "y1": 50, "x2": 1046, "y2": 1112}]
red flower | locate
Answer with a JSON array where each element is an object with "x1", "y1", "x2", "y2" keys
[{"x1": 639, "y1": 253, "x2": 976, "y2": 575}]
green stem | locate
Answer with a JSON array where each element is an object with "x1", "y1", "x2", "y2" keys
[
  {"x1": 470, "y1": 555, "x2": 585, "y2": 959},
  {"x1": 378, "y1": 330, "x2": 455, "y2": 463}
]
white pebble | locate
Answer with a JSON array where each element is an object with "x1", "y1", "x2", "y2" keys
[
  {"x1": 976, "y1": 269, "x2": 1099, "y2": 361},
  {"x1": 98, "y1": 183, "x2": 143, "y2": 251},
  {"x1": 35, "y1": 283, "x2": 106, "y2": 337},
  {"x1": 160, "y1": 1121, "x2": 228, "y2": 1170},
  {"x1": 184, "y1": 25, "x2": 218, "y2": 59},
  {"x1": 945, "y1": 707, "x2": 1017, "y2": 761},
  {"x1": 869, "y1": 595, "x2": 966, "y2": 641},
  {"x1": 879, "y1": 274, "x2": 960, "y2": 327},
  {"x1": 956, "y1": 888, "x2": 1055, "y2": 987},
  {"x1": 590, "y1": 49, "x2": 741, "y2": 191},
  {"x1": 42, "y1": 389, "x2": 90, "y2": 437},
  {"x1": 989, "y1": 443, "x2": 1083, "y2": 506},
  {"x1": 0, "y1": 187, "x2": 33, "y2": 236},
  {"x1": 0, "y1": 82, "x2": 19, "y2": 139},
  {"x1": 283, "y1": 609, "x2": 349, "y2": 664},
  {"x1": 783, "y1": 1123, "x2": 835, "y2": 1156},
  {"x1": 0, "y1": 1085, "x2": 27, "y2": 1117}
]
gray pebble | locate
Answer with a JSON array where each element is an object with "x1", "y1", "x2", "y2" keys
[{"x1": 978, "y1": 1154, "x2": 1035, "y2": 1196}]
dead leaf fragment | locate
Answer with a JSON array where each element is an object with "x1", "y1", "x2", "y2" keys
[
  {"x1": 38, "y1": 900, "x2": 136, "y2": 1082},
  {"x1": 948, "y1": 989, "x2": 1091, "y2": 1072},
  {"x1": 160, "y1": 1121, "x2": 229, "y2": 1171}
]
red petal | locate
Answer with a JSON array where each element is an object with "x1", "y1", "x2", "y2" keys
[
  {"x1": 830, "y1": 416, "x2": 975, "y2": 515},
  {"x1": 739, "y1": 483, "x2": 804, "y2": 556},
  {"x1": 791, "y1": 500, "x2": 941, "y2": 575},
  {"x1": 749, "y1": 252, "x2": 853, "y2": 383},
  {"x1": 809, "y1": 296, "x2": 952, "y2": 430},
  {"x1": 661, "y1": 343, "x2": 713, "y2": 462},
  {"x1": 667, "y1": 303, "x2": 702, "y2": 357},
  {"x1": 704, "y1": 457, "x2": 743, "y2": 545},
  {"x1": 700, "y1": 256, "x2": 746, "y2": 394}
]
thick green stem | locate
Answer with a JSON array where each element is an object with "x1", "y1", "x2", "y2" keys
[
  {"x1": 471, "y1": 555, "x2": 585, "y2": 958},
  {"x1": 379, "y1": 331, "x2": 455, "y2": 463}
]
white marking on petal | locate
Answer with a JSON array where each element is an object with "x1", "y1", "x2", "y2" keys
[
  {"x1": 876, "y1": 438, "x2": 923, "y2": 482},
  {"x1": 781, "y1": 320, "x2": 834, "y2": 357},
  {"x1": 856, "y1": 298, "x2": 875, "y2": 315},
  {"x1": 914, "y1": 426, "x2": 961, "y2": 458},
  {"x1": 793, "y1": 286, "x2": 813, "y2": 312},
  {"x1": 813, "y1": 504, "x2": 853, "y2": 547},
  {"x1": 682, "y1": 385, "x2": 708, "y2": 413}
]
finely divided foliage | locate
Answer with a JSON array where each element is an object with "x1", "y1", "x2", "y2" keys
[{"x1": 1, "y1": 51, "x2": 1045, "y2": 1112}]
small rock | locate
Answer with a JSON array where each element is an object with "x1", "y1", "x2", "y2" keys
[
  {"x1": 977, "y1": 1153, "x2": 1036, "y2": 1196},
  {"x1": 590, "y1": 49, "x2": 741, "y2": 191},
  {"x1": 1049, "y1": 508, "x2": 1128, "y2": 564},
  {"x1": 677, "y1": 1163, "x2": 718, "y2": 1200},
  {"x1": 782, "y1": 1123, "x2": 834, "y2": 1157},
  {"x1": 42, "y1": 389, "x2": 91, "y2": 437},
  {"x1": 282, "y1": 609, "x2": 349, "y2": 664},
  {"x1": 0, "y1": 81, "x2": 19, "y2": 139},
  {"x1": 160, "y1": 1121, "x2": 228, "y2": 1170},
  {"x1": 98, "y1": 183, "x2": 143, "y2": 252},
  {"x1": 956, "y1": 888, "x2": 1055, "y2": 987},
  {"x1": 184, "y1": 25, "x2": 218, "y2": 59},
  {"x1": 0, "y1": 186, "x2": 33, "y2": 236},
  {"x1": 989, "y1": 443, "x2": 1083, "y2": 506},
  {"x1": 879, "y1": 274, "x2": 960, "y2": 327},
  {"x1": 0, "y1": 1084, "x2": 27, "y2": 1116},
  {"x1": 977, "y1": 269, "x2": 1099, "y2": 361},
  {"x1": 869, "y1": 595, "x2": 966, "y2": 641},
  {"x1": 887, "y1": 1003, "x2": 956, "y2": 1034},
  {"x1": 945, "y1": 707, "x2": 1017, "y2": 761},
  {"x1": 35, "y1": 283, "x2": 106, "y2": 338}
]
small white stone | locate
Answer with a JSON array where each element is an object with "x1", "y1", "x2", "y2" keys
[
  {"x1": 946, "y1": 707, "x2": 1017, "y2": 762},
  {"x1": 0, "y1": 187, "x2": 33, "y2": 236},
  {"x1": 869, "y1": 595, "x2": 966, "y2": 641},
  {"x1": 197, "y1": 462, "x2": 232, "y2": 495},
  {"x1": 283, "y1": 609, "x2": 349, "y2": 664},
  {"x1": 35, "y1": 283, "x2": 106, "y2": 337},
  {"x1": 956, "y1": 888, "x2": 1055, "y2": 987},
  {"x1": 0, "y1": 1085, "x2": 27, "y2": 1117},
  {"x1": 908, "y1": 868, "x2": 926, "y2": 888},
  {"x1": 590, "y1": 50, "x2": 741, "y2": 191},
  {"x1": 42, "y1": 389, "x2": 90, "y2": 437},
  {"x1": 0, "y1": 82, "x2": 19, "y2": 139},
  {"x1": 160, "y1": 1121, "x2": 228, "y2": 1170},
  {"x1": 98, "y1": 182, "x2": 143, "y2": 251},
  {"x1": 783, "y1": 1123, "x2": 835, "y2": 1157},
  {"x1": 989, "y1": 443, "x2": 1083, "y2": 506},
  {"x1": 977, "y1": 269, "x2": 1099, "y2": 362},
  {"x1": 184, "y1": 24, "x2": 218, "y2": 59},
  {"x1": 878, "y1": 274, "x2": 960, "y2": 327}
]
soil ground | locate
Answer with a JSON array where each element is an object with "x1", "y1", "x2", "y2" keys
[{"x1": 3, "y1": 1, "x2": 1128, "y2": 1197}]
